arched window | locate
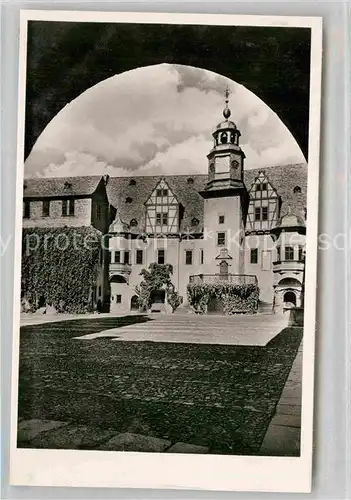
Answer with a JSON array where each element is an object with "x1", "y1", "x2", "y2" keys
[
  {"x1": 220, "y1": 132, "x2": 228, "y2": 144},
  {"x1": 293, "y1": 186, "x2": 302, "y2": 194}
]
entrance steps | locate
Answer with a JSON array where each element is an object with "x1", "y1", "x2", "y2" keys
[{"x1": 258, "y1": 301, "x2": 274, "y2": 314}]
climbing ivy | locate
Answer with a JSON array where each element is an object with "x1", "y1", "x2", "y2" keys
[
  {"x1": 187, "y1": 282, "x2": 259, "y2": 314},
  {"x1": 21, "y1": 227, "x2": 101, "y2": 313}
]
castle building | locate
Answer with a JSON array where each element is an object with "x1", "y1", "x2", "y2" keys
[{"x1": 22, "y1": 95, "x2": 307, "y2": 314}]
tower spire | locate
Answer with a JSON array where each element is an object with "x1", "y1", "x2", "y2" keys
[{"x1": 223, "y1": 86, "x2": 231, "y2": 119}]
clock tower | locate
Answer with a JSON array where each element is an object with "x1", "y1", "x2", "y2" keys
[{"x1": 200, "y1": 88, "x2": 249, "y2": 275}]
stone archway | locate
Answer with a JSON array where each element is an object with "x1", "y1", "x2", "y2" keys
[
  {"x1": 24, "y1": 25, "x2": 310, "y2": 160},
  {"x1": 283, "y1": 291, "x2": 296, "y2": 307}
]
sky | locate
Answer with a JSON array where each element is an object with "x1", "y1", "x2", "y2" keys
[{"x1": 24, "y1": 64, "x2": 305, "y2": 178}]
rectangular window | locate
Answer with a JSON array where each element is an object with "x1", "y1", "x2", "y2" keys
[
  {"x1": 261, "y1": 183, "x2": 268, "y2": 191},
  {"x1": 218, "y1": 214, "x2": 225, "y2": 224},
  {"x1": 276, "y1": 246, "x2": 281, "y2": 261},
  {"x1": 162, "y1": 189, "x2": 168, "y2": 197},
  {"x1": 157, "y1": 249, "x2": 165, "y2": 264},
  {"x1": 298, "y1": 246, "x2": 305, "y2": 261},
  {"x1": 262, "y1": 206, "x2": 268, "y2": 221},
  {"x1": 96, "y1": 204, "x2": 101, "y2": 220},
  {"x1": 156, "y1": 213, "x2": 162, "y2": 225},
  {"x1": 285, "y1": 246, "x2": 294, "y2": 261},
  {"x1": 217, "y1": 232, "x2": 226, "y2": 246},
  {"x1": 124, "y1": 251, "x2": 130, "y2": 264},
  {"x1": 62, "y1": 199, "x2": 68, "y2": 216},
  {"x1": 114, "y1": 251, "x2": 121, "y2": 263},
  {"x1": 42, "y1": 200, "x2": 50, "y2": 217},
  {"x1": 162, "y1": 213, "x2": 168, "y2": 225},
  {"x1": 116, "y1": 294, "x2": 122, "y2": 304},
  {"x1": 136, "y1": 249, "x2": 143, "y2": 265},
  {"x1": 185, "y1": 250, "x2": 193, "y2": 265},
  {"x1": 156, "y1": 189, "x2": 163, "y2": 197},
  {"x1": 200, "y1": 249, "x2": 204, "y2": 265},
  {"x1": 98, "y1": 286, "x2": 102, "y2": 297},
  {"x1": 250, "y1": 248, "x2": 258, "y2": 264},
  {"x1": 255, "y1": 184, "x2": 261, "y2": 191},
  {"x1": 23, "y1": 201, "x2": 30, "y2": 219},
  {"x1": 261, "y1": 251, "x2": 272, "y2": 271},
  {"x1": 62, "y1": 199, "x2": 75, "y2": 216},
  {"x1": 255, "y1": 206, "x2": 261, "y2": 221}
]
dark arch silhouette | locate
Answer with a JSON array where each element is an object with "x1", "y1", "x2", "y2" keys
[{"x1": 25, "y1": 22, "x2": 310, "y2": 160}]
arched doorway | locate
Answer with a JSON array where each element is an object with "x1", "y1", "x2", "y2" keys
[
  {"x1": 283, "y1": 291, "x2": 296, "y2": 307},
  {"x1": 207, "y1": 295, "x2": 224, "y2": 314},
  {"x1": 110, "y1": 274, "x2": 129, "y2": 313},
  {"x1": 130, "y1": 295, "x2": 139, "y2": 311}
]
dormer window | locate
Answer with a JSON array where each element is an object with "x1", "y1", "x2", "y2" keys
[
  {"x1": 187, "y1": 177, "x2": 194, "y2": 185},
  {"x1": 126, "y1": 197, "x2": 133, "y2": 204},
  {"x1": 64, "y1": 181, "x2": 72, "y2": 189},
  {"x1": 191, "y1": 217, "x2": 199, "y2": 226},
  {"x1": 129, "y1": 179, "x2": 136, "y2": 186},
  {"x1": 293, "y1": 186, "x2": 302, "y2": 194},
  {"x1": 130, "y1": 218, "x2": 138, "y2": 228}
]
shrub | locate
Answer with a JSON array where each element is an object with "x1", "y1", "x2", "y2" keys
[
  {"x1": 187, "y1": 282, "x2": 259, "y2": 315},
  {"x1": 21, "y1": 227, "x2": 101, "y2": 313}
]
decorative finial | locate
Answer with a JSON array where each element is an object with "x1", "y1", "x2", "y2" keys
[{"x1": 223, "y1": 86, "x2": 231, "y2": 119}]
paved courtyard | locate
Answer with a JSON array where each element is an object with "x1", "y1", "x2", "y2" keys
[
  {"x1": 74, "y1": 312, "x2": 289, "y2": 345},
  {"x1": 17, "y1": 313, "x2": 302, "y2": 455}
]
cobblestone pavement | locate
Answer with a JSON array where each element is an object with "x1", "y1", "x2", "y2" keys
[
  {"x1": 17, "y1": 315, "x2": 302, "y2": 455},
  {"x1": 259, "y1": 341, "x2": 302, "y2": 456}
]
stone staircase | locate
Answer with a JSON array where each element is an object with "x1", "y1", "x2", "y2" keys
[{"x1": 258, "y1": 301, "x2": 273, "y2": 314}]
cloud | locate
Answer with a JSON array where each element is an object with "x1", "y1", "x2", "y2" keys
[{"x1": 25, "y1": 63, "x2": 305, "y2": 178}]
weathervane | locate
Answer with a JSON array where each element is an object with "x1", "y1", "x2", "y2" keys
[{"x1": 223, "y1": 85, "x2": 231, "y2": 119}]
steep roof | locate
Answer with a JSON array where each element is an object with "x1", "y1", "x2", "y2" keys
[
  {"x1": 106, "y1": 163, "x2": 307, "y2": 231},
  {"x1": 23, "y1": 176, "x2": 104, "y2": 198}
]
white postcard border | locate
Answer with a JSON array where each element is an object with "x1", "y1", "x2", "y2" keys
[{"x1": 9, "y1": 10, "x2": 322, "y2": 493}]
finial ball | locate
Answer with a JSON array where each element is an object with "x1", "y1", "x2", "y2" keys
[{"x1": 223, "y1": 107, "x2": 231, "y2": 119}]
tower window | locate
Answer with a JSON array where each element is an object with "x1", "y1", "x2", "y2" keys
[
  {"x1": 157, "y1": 249, "x2": 165, "y2": 264},
  {"x1": 250, "y1": 248, "x2": 258, "y2": 264},
  {"x1": 23, "y1": 201, "x2": 30, "y2": 219},
  {"x1": 218, "y1": 214, "x2": 225, "y2": 224},
  {"x1": 42, "y1": 200, "x2": 50, "y2": 217},
  {"x1": 136, "y1": 249, "x2": 143, "y2": 265},
  {"x1": 220, "y1": 132, "x2": 228, "y2": 144},
  {"x1": 185, "y1": 250, "x2": 193, "y2": 265},
  {"x1": 217, "y1": 232, "x2": 226, "y2": 246},
  {"x1": 285, "y1": 246, "x2": 294, "y2": 261}
]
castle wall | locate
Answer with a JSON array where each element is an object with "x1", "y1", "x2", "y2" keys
[{"x1": 22, "y1": 198, "x2": 92, "y2": 228}]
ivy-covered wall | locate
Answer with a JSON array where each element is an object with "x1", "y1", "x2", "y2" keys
[
  {"x1": 187, "y1": 282, "x2": 259, "y2": 315},
  {"x1": 21, "y1": 227, "x2": 102, "y2": 313}
]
